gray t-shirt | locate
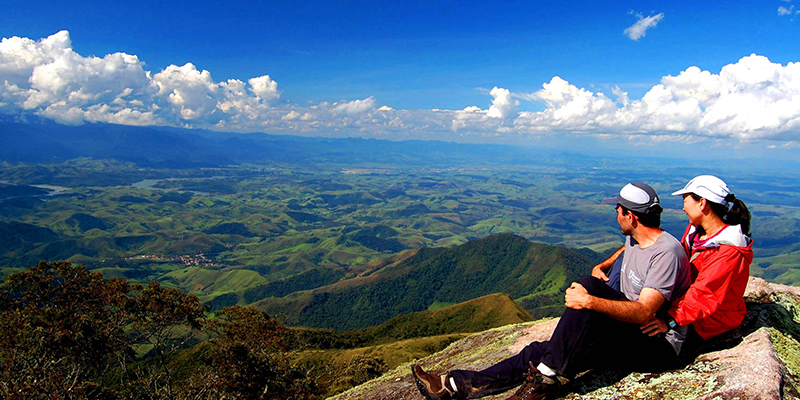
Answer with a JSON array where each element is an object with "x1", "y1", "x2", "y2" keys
[
  {"x1": 620, "y1": 231, "x2": 690, "y2": 303},
  {"x1": 620, "y1": 231, "x2": 691, "y2": 355}
]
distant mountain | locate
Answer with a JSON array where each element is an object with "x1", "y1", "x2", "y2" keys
[
  {"x1": 0, "y1": 119, "x2": 578, "y2": 168},
  {"x1": 254, "y1": 233, "x2": 600, "y2": 330}
]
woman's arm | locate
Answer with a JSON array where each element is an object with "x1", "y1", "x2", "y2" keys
[{"x1": 668, "y1": 246, "x2": 749, "y2": 326}]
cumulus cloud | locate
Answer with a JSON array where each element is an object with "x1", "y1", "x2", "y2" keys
[
  {"x1": 624, "y1": 12, "x2": 664, "y2": 41},
  {"x1": 0, "y1": 31, "x2": 159, "y2": 125},
  {"x1": 3, "y1": 31, "x2": 800, "y2": 144},
  {"x1": 514, "y1": 54, "x2": 800, "y2": 141},
  {"x1": 332, "y1": 97, "x2": 377, "y2": 115},
  {"x1": 248, "y1": 75, "x2": 279, "y2": 101},
  {"x1": 611, "y1": 86, "x2": 630, "y2": 106},
  {"x1": 487, "y1": 87, "x2": 519, "y2": 120},
  {"x1": 0, "y1": 31, "x2": 293, "y2": 128}
]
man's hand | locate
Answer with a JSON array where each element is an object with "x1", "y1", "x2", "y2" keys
[
  {"x1": 565, "y1": 282, "x2": 592, "y2": 310},
  {"x1": 640, "y1": 317, "x2": 668, "y2": 336},
  {"x1": 590, "y1": 245, "x2": 623, "y2": 282},
  {"x1": 591, "y1": 264, "x2": 609, "y2": 281}
]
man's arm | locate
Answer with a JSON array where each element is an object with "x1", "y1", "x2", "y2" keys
[
  {"x1": 565, "y1": 283, "x2": 665, "y2": 325},
  {"x1": 591, "y1": 245, "x2": 624, "y2": 281}
]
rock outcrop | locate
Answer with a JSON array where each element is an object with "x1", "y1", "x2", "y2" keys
[{"x1": 329, "y1": 277, "x2": 800, "y2": 400}]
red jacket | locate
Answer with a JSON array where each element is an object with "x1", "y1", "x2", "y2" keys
[{"x1": 668, "y1": 224, "x2": 753, "y2": 340}]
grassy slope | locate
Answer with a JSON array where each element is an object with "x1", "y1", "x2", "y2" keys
[
  {"x1": 159, "y1": 267, "x2": 269, "y2": 300},
  {"x1": 254, "y1": 233, "x2": 596, "y2": 330},
  {"x1": 291, "y1": 291, "x2": 535, "y2": 397}
]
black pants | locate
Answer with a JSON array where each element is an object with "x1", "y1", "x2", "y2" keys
[{"x1": 448, "y1": 276, "x2": 677, "y2": 399}]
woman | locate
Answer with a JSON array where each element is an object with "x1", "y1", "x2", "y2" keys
[{"x1": 641, "y1": 175, "x2": 753, "y2": 351}]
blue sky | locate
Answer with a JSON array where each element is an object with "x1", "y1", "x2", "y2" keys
[{"x1": 2, "y1": 0, "x2": 800, "y2": 153}]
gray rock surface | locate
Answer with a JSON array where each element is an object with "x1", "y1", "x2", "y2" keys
[{"x1": 329, "y1": 277, "x2": 800, "y2": 400}]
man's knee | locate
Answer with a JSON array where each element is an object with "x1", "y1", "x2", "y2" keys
[
  {"x1": 577, "y1": 275, "x2": 627, "y2": 300},
  {"x1": 577, "y1": 275, "x2": 606, "y2": 295}
]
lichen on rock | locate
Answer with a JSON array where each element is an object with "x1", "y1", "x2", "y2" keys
[{"x1": 329, "y1": 278, "x2": 800, "y2": 400}]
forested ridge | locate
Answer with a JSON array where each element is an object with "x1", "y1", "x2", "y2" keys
[
  {"x1": 256, "y1": 233, "x2": 600, "y2": 330},
  {"x1": 0, "y1": 257, "x2": 544, "y2": 399}
]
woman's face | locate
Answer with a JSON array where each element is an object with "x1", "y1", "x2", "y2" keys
[{"x1": 682, "y1": 193, "x2": 704, "y2": 225}]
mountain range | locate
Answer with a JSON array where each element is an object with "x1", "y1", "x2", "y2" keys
[{"x1": 0, "y1": 118, "x2": 573, "y2": 168}]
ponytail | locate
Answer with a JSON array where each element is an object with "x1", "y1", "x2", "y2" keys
[
  {"x1": 708, "y1": 193, "x2": 751, "y2": 237},
  {"x1": 725, "y1": 194, "x2": 751, "y2": 237}
]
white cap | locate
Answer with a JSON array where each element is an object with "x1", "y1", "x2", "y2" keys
[{"x1": 672, "y1": 175, "x2": 731, "y2": 207}]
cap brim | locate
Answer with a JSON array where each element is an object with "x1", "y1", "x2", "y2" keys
[
  {"x1": 601, "y1": 196, "x2": 620, "y2": 205},
  {"x1": 671, "y1": 188, "x2": 690, "y2": 196},
  {"x1": 603, "y1": 196, "x2": 652, "y2": 212}
]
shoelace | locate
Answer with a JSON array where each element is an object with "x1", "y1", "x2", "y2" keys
[{"x1": 514, "y1": 370, "x2": 542, "y2": 397}]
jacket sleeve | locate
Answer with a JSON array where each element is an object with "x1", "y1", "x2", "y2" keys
[{"x1": 668, "y1": 246, "x2": 749, "y2": 326}]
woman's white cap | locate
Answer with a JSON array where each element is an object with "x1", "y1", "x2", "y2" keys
[{"x1": 671, "y1": 175, "x2": 731, "y2": 205}]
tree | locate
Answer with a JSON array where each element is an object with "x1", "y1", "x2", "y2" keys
[
  {"x1": 0, "y1": 261, "x2": 206, "y2": 400},
  {"x1": 199, "y1": 305, "x2": 318, "y2": 400}
]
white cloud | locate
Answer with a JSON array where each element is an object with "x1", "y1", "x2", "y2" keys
[
  {"x1": 248, "y1": 75, "x2": 279, "y2": 101},
  {"x1": 624, "y1": 12, "x2": 664, "y2": 41},
  {"x1": 282, "y1": 110, "x2": 301, "y2": 121},
  {"x1": 778, "y1": 5, "x2": 793, "y2": 15},
  {"x1": 152, "y1": 63, "x2": 219, "y2": 121},
  {"x1": 611, "y1": 85, "x2": 630, "y2": 106},
  {"x1": 4, "y1": 31, "x2": 800, "y2": 145},
  {"x1": 0, "y1": 31, "x2": 287, "y2": 128},
  {"x1": 332, "y1": 97, "x2": 377, "y2": 115},
  {"x1": 515, "y1": 77, "x2": 617, "y2": 132},
  {"x1": 487, "y1": 87, "x2": 519, "y2": 120},
  {"x1": 514, "y1": 54, "x2": 800, "y2": 141}
]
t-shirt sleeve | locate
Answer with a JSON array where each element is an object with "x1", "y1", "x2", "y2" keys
[{"x1": 643, "y1": 250, "x2": 682, "y2": 301}]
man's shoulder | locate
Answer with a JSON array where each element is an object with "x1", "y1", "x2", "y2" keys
[
  {"x1": 641, "y1": 231, "x2": 687, "y2": 259},
  {"x1": 658, "y1": 231, "x2": 682, "y2": 248}
]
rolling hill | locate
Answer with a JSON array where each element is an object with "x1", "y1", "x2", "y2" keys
[{"x1": 253, "y1": 233, "x2": 600, "y2": 330}]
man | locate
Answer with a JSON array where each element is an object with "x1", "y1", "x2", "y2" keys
[{"x1": 412, "y1": 182, "x2": 691, "y2": 400}]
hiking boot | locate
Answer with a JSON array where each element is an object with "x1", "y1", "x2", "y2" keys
[
  {"x1": 411, "y1": 364, "x2": 453, "y2": 400},
  {"x1": 505, "y1": 362, "x2": 561, "y2": 400}
]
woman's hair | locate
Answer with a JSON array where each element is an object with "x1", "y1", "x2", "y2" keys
[{"x1": 691, "y1": 193, "x2": 751, "y2": 236}]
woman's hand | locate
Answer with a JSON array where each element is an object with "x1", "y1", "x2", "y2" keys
[{"x1": 640, "y1": 317, "x2": 668, "y2": 336}]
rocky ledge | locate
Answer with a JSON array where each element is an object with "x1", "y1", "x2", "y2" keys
[{"x1": 329, "y1": 277, "x2": 800, "y2": 400}]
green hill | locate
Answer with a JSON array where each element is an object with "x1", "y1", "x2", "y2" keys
[
  {"x1": 159, "y1": 267, "x2": 269, "y2": 300},
  {"x1": 295, "y1": 292, "x2": 534, "y2": 350},
  {"x1": 360, "y1": 292, "x2": 533, "y2": 342},
  {"x1": 255, "y1": 233, "x2": 599, "y2": 330},
  {"x1": 290, "y1": 291, "x2": 536, "y2": 397}
]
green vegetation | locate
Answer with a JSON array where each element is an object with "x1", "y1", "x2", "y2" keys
[
  {"x1": 292, "y1": 291, "x2": 533, "y2": 350},
  {"x1": 0, "y1": 262, "x2": 319, "y2": 399},
  {"x1": 0, "y1": 261, "x2": 536, "y2": 399},
  {"x1": 254, "y1": 233, "x2": 598, "y2": 330},
  {"x1": 1, "y1": 131, "x2": 798, "y2": 328}
]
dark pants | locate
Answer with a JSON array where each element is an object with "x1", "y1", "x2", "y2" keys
[
  {"x1": 606, "y1": 251, "x2": 623, "y2": 291},
  {"x1": 448, "y1": 276, "x2": 677, "y2": 399}
]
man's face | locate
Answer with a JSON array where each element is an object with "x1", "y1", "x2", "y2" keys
[{"x1": 616, "y1": 204, "x2": 634, "y2": 235}]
